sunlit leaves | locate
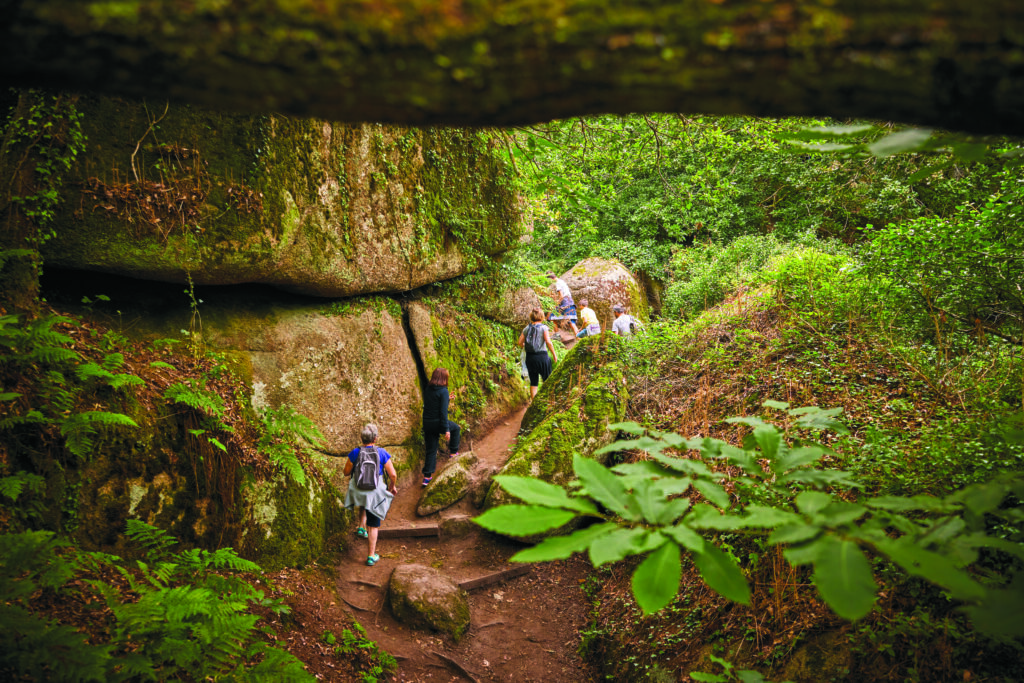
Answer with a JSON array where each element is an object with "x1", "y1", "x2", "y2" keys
[
  {"x1": 810, "y1": 537, "x2": 876, "y2": 620},
  {"x1": 474, "y1": 505, "x2": 576, "y2": 536},
  {"x1": 632, "y1": 543, "x2": 681, "y2": 615}
]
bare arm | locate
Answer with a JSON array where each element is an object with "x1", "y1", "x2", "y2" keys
[
  {"x1": 544, "y1": 328, "x2": 557, "y2": 361},
  {"x1": 517, "y1": 331, "x2": 525, "y2": 348},
  {"x1": 384, "y1": 460, "x2": 398, "y2": 493},
  {"x1": 343, "y1": 457, "x2": 353, "y2": 476}
]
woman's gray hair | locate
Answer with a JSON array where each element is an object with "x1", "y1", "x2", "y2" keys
[{"x1": 360, "y1": 423, "x2": 378, "y2": 444}]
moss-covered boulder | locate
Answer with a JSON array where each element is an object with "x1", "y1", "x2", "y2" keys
[
  {"x1": 42, "y1": 98, "x2": 524, "y2": 297},
  {"x1": 407, "y1": 301, "x2": 529, "y2": 435},
  {"x1": 237, "y1": 471, "x2": 347, "y2": 570},
  {"x1": 562, "y1": 258, "x2": 649, "y2": 331},
  {"x1": 417, "y1": 452, "x2": 477, "y2": 516},
  {"x1": 484, "y1": 335, "x2": 630, "y2": 512},
  {"x1": 388, "y1": 564, "x2": 471, "y2": 641}
]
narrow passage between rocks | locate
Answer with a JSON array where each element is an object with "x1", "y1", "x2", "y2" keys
[{"x1": 335, "y1": 406, "x2": 594, "y2": 683}]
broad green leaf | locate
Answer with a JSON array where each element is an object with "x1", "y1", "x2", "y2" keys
[
  {"x1": 817, "y1": 502, "x2": 867, "y2": 527},
  {"x1": 954, "y1": 480, "x2": 1009, "y2": 516},
  {"x1": 741, "y1": 505, "x2": 802, "y2": 528},
  {"x1": 762, "y1": 400, "x2": 791, "y2": 410},
  {"x1": 473, "y1": 505, "x2": 576, "y2": 536},
  {"x1": 864, "y1": 495, "x2": 951, "y2": 512},
  {"x1": 725, "y1": 416, "x2": 767, "y2": 429},
  {"x1": 792, "y1": 407, "x2": 849, "y2": 434},
  {"x1": 917, "y1": 516, "x2": 966, "y2": 547},
  {"x1": 783, "y1": 538, "x2": 829, "y2": 566},
  {"x1": 651, "y1": 452, "x2": 716, "y2": 478},
  {"x1": 574, "y1": 455, "x2": 636, "y2": 519},
  {"x1": 664, "y1": 523, "x2": 705, "y2": 552},
  {"x1": 811, "y1": 537, "x2": 877, "y2": 620},
  {"x1": 787, "y1": 141, "x2": 857, "y2": 152},
  {"x1": 962, "y1": 581, "x2": 1024, "y2": 637},
  {"x1": 775, "y1": 445, "x2": 826, "y2": 472},
  {"x1": 769, "y1": 523, "x2": 822, "y2": 545},
  {"x1": 720, "y1": 445, "x2": 760, "y2": 474},
  {"x1": 655, "y1": 497, "x2": 692, "y2": 526},
  {"x1": 632, "y1": 542, "x2": 682, "y2": 615},
  {"x1": 689, "y1": 673, "x2": 728, "y2": 683},
  {"x1": 494, "y1": 476, "x2": 599, "y2": 514},
  {"x1": 692, "y1": 542, "x2": 751, "y2": 605},
  {"x1": 874, "y1": 538, "x2": 985, "y2": 601},
  {"x1": 693, "y1": 480, "x2": 730, "y2": 509},
  {"x1": 594, "y1": 435, "x2": 664, "y2": 456},
  {"x1": 510, "y1": 522, "x2": 619, "y2": 562},
  {"x1": 0, "y1": 392, "x2": 21, "y2": 401},
  {"x1": 209, "y1": 438, "x2": 227, "y2": 452},
  {"x1": 658, "y1": 477, "x2": 693, "y2": 497},
  {"x1": 737, "y1": 671, "x2": 769, "y2": 683},
  {"x1": 610, "y1": 460, "x2": 675, "y2": 478},
  {"x1": 795, "y1": 491, "x2": 832, "y2": 515},
  {"x1": 607, "y1": 421, "x2": 646, "y2": 435},
  {"x1": 589, "y1": 527, "x2": 665, "y2": 567},
  {"x1": 752, "y1": 426, "x2": 782, "y2": 460},
  {"x1": 868, "y1": 128, "x2": 933, "y2": 157}
]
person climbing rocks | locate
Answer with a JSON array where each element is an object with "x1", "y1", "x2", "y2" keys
[
  {"x1": 611, "y1": 304, "x2": 643, "y2": 336},
  {"x1": 518, "y1": 307, "x2": 558, "y2": 400},
  {"x1": 576, "y1": 298, "x2": 601, "y2": 338},
  {"x1": 546, "y1": 271, "x2": 580, "y2": 337},
  {"x1": 422, "y1": 368, "x2": 461, "y2": 487},
  {"x1": 546, "y1": 271, "x2": 571, "y2": 300},
  {"x1": 343, "y1": 423, "x2": 398, "y2": 566}
]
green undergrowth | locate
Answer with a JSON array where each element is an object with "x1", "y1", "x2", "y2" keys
[{"x1": 536, "y1": 242, "x2": 1024, "y2": 682}]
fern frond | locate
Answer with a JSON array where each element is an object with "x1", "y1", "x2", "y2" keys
[
  {"x1": 108, "y1": 373, "x2": 145, "y2": 389},
  {"x1": 204, "y1": 547, "x2": 261, "y2": 574},
  {"x1": 0, "y1": 472, "x2": 44, "y2": 502},
  {"x1": 126, "y1": 520, "x2": 178, "y2": 559},
  {"x1": 164, "y1": 381, "x2": 225, "y2": 418},
  {"x1": 101, "y1": 353, "x2": 126, "y2": 371},
  {"x1": 76, "y1": 362, "x2": 114, "y2": 383},
  {"x1": 246, "y1": 645, "x2": 316, "y2": 683},
  {"x1": 61, "y1": 411, "x2": 139, "y2": 459},
  {"x1": 272, "y1": 450, "x2": 307, "y2": 486}
]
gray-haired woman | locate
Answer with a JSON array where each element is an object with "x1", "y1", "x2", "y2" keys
[{"x1": 343, "y1": 423, "x2": 398, "y2": 566}]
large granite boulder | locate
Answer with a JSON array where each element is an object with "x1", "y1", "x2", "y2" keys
[
  {"x1": 561, "y1": 257, "x2": 649, "y2": 331},
  {"x1": 407, "y1": 301, "x2": 529, "y2": 435},
  {"x1": 388, "y1": 564, "x2": 471, "y2": 641},
  {"x1": 42, "y1": 98, "x2": 524, "y2": 297}
]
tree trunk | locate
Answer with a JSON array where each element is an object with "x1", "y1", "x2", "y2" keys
[
  {"x1": 0, "y1": 92, "x2": 42, "y2": 314},
  {"x1": 1, "y1": 1, "x2": 1022, "y2": 134}
]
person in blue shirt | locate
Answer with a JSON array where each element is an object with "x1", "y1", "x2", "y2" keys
[
  {"x1": 343, "y1": 423, "x2": 398, "y2": 566},
  {"x1": 421, "y1": 367, "x2": 461, "y2": 487}
]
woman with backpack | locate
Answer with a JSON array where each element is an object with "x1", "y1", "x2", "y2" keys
[
  {"x1": 343, "y1": 423, "x2": 398, "y2": 566},
  {"x1": 518, "y1": 307, "x2": 558, "y2": 400},
  {"x1": 422, "y1": 368, "x2": 461, "y2": 488}
]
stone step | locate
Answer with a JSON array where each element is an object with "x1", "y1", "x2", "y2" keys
[
  {"x1": 458, "y1": 564, "x2": 533, "y2": 592},
  {"x1": 378, "y1": 525, "x2": 441, "y2": 539}
]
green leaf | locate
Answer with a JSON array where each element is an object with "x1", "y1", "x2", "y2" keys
[
  {"x1": 775, "y1": 445, "x2": 826, "y2": 472},
  {"x1": 811, "y1": 537, "x2": 877, "y2": 620},
  {"x1": 473, "y1": 505, "x2": 577, "y2": 536},
  {"x1": 873, "y1": 538, "x2": 985, "y2": 601},
  {"x1": 693, "y1": 480, "x2": 730, "y2": 509},
  {"x1": 868, "y1": 128, "x2": 933, "y2": 157},
  {"x1": 795, "y1": 491, "x2": 832, "y2": 515},
  {"x1": 655, "y1": 497, "x2": 692, "y2": 526},
  {"x1": 664, "y1": 523, "x2": 705, "y2": 552},
  {"x1": 651, "y1": 452, "x2": 715, "y2": 478},
  {"x1": 741, "y1": 505, "x2": 802, "y2": 528},
  {"x1": 209, "y1": 438, "x2": 227, "y2": 452},
  {"x1": 607, "y1": 421, "x2": 646, "y2": 435},
  {"x1": 589, "y1": 528, "x2": 665, "y2": 567},
  {"x1": 864, "y1": 495, "x2": 951, "y2": 512},
  {"x1": 610, "y1": 460, "x2": 675, "y2": 478},
  {"x1": 751, "y1": 425, "x2": 782, "y2": 460},
  {"x1": 692, "y1": 542, "x2": 750, "y2": 605},
  {"x1": 632, "y1": 542, "x2": 681, "y2": 615},
  {"x1": 769, "y1": 523, "x2": 822, "y2": 545},
  {"x1": 149, "y1": 361, "x2": 176, "y2": 369},
  {"x1": 783, "y1": 538, "x2": 829, "y2": 566},
  {"x1": 817, "y1": 502, "x2": 867, "y2": 527},
  {"x1": 494, "y1": 476, "x2": 599, "y2": 514},
  {"x1": 762, "y1": 400, "x2": 791, "y2": 410},
  {"x1": 510, "y1": 522, "x2": 619, "y2": 562},
  {"x1": 574, "y1": 455, "x2": 636, "y2": 519},
  {"x1": 689, "y1": 673, "x2": 728, "y2": 683}
]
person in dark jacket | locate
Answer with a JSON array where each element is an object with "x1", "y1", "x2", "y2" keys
[{"x1": 421, "y1": 367, "x2": 461, "y2": 487}]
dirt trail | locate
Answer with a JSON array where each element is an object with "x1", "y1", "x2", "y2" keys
[{"x1": 334, "y1": 406, "x2": 595, "y2": 682}]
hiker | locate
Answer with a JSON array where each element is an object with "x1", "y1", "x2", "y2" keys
[
  {"x1": 576, "y1": 298, "x2": 601, "y2": 338},
  {"x1": 518, "y1": 307, "x2": 558, "y2": 399},
  {"x1": 611, "y1": 304, "x2": 643, "y2": 336},
  {"x1": 546, "y1": 271, "x2": 571, "y2": 300},
  {"x1": 343, "y1": 423, "x2": 398, "y2": 566},
  {"x1": 422, "y1": 368, "x2": 461, "y2": 487}
]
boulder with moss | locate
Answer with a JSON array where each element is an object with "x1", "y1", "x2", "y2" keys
[
  {"x1": 484, "y1": 335, "x2": 630, "y2": 511},
  {"x1": 388, "y1": 564, "x2": 471, "y2": 641},
  {"x1": 417, "y1": 452, "x2": 478, "y2": 516},
  {"x1": 42, "y1": 98, "x2": 524, "y2": 297},
  {"x1": 562, "y1": 258, "x2": 649, "y2": 331},
  {"x1": 407, "y1": 301, "x2": 529, "y2": 435}
]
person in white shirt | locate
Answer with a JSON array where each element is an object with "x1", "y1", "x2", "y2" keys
[
  {"x1": 547, "y1": 271, "x2": 571, "y2": 299},
  {"x1": 611, "y1": 304, "x2": 642, "y2": 336}
]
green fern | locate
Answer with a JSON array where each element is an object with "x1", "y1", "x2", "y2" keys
[
  {"x1": 61, "y1": 410, "x2": 138, "y2": 459},
  {"x1": 257, "y1": 406, "x2": 323, "y2": 485},
  {"x1": 126, "y1": 520, "x2": 178, "y2": 560},
  {"x1": 0, "y1": 471, "x2": 44, "y2": 502},
  {"x1": 164, "y1": 380, "x2": 226, "y2": 419},
  {"x1": 76, "y1": 361, "x2": 144, "y2": 390}
]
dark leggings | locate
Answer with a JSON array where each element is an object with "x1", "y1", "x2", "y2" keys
[{"x1": 423, "y1": 420, "x2": 461, "y2": 477}]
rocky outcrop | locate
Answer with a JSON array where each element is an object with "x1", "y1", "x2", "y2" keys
[
  {"x1": 388, "y1": 564, "x2": 471, "y2": 641},
  {"x1": 42, "y1": 98, "x2": 524, "y2": 298},
  {"x1": 407, "y1": 301, "x2": 529, "y2": 436},
  {"x1": 484, "y1": 335, "x2": 630, "y2": 515},
  {"x1": 417, "y1": 452, "x2": 478, "y2": 516},
  {"x1": 561, "y1": 258, "x2": 649, "y2": 331}
]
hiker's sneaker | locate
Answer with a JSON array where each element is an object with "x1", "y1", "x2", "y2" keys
[
  {"x1": 422, "y1": 476, "x2": 432, "y2": 487},
  {"x1": 355, "y1": 526, "x2": 368, "y2": 538},
  {"x1": 449, "y1": 451, "x2": 459, "y2": 459},
  {"x1": 366, "y1": 554, "x2": 380, "y2": 566}
]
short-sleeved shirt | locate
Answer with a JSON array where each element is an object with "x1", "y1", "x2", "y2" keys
[
  {"x1": 579, "y1": 306, "x2": 599, "y2": 329},
  {"x1": 553, "y1": 278, "x2": 571, "y2": 299},
  {"x1": 612, "y1": 314, "x2": 635, "y2": 336},
  {"x1": 347, "y1": 445, "x2": 392, "y2": 475}
]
